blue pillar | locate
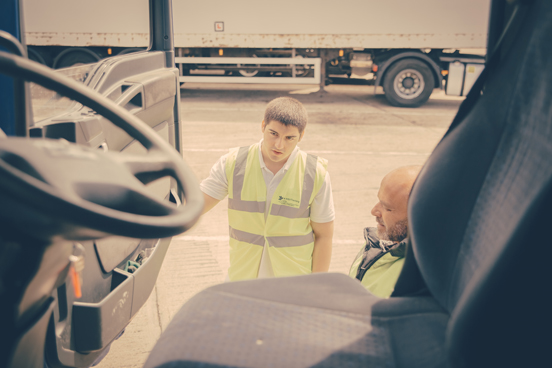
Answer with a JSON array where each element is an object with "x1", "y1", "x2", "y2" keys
[{"x1": 0, "y1": 0, "x2": 21, "y2": 136}]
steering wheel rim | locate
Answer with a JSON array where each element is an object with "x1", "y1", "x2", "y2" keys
[{"x1": 0, "y1": 50, "x2": 203, "y2": 239}]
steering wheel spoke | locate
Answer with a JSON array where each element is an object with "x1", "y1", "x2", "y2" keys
[{"x1": 111, "y1": 149, "x2": 175, "y2": 185}]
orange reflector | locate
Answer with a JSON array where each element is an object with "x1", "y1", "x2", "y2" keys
[
  {"x1": 441, "y1": 70, "x2": 449, "y2": 76},
  {"x1": 339, "y1": 49, "x2": 344, "y2": 57},
  {"x1": 70, "y1": 265, "x2": 82, "y2": 299},
  {"x1": 219, "y1": 49, "x2": 223, "y2": 56},
  {"x1": 372, "y1": 65, "x2": 378, "y2": 72},
  {"x1": 107, "y1": 48, "x2": 112, "y2": 55}
]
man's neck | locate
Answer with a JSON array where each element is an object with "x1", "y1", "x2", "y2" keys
[
  {"x1": 260, "y1": 141, "x2": 294, "y2": 175},
  {"x1": 262, "y1": 152, "x2": 286, "y2": 175}
]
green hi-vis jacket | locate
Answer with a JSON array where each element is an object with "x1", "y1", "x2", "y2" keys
[
  {"x1": 349, "y1": 227, "x2": 406, "y2": 298},
  {"x1": 225, "y1": 143, "x2": 327, "y2": 281}
]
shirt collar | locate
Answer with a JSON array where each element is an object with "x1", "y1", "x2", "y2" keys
[{"x1": 258, "y1": 139, "x2": 300, "y2": 173}]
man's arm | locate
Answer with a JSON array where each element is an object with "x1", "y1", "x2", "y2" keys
[
  {"x1": 200, "y1": 153, "x2": 229, "y2": 215},
  {"x1": 311, "y1": 220, "x2": 334, "y2": 273},
  {"x1": 202, "y1": 192, "x2": 221, "y2": 215}
]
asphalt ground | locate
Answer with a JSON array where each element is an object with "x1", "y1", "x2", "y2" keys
[{"x1": 96, "y1": 83, "x2": 463, "y2": 368}]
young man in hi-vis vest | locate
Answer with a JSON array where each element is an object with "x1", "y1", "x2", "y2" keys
[{"x1": 201, "y1": 97, "x2": 335, "y2": 281}]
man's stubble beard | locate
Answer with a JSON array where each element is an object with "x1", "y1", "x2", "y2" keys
[{"x1": 378, "y1": 218, "x2": 408, "y2": 243}]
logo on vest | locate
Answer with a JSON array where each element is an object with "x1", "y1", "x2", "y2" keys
[{"x1": 277, "y1": 196, "x2": 300, "y2": 208}]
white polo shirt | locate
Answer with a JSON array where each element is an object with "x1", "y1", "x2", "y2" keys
[{"x1": 200, "y1": 139, "x2": 335, "y2": 278}]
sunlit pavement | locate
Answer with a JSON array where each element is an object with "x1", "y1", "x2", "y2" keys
[{"x1": 95, "y1": 84, "x2": 463, "y2": 368}]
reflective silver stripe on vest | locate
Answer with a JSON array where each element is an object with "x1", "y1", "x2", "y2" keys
[
  {"x1": 266, "y1": 232, "x2": 315, "y2": 248},
  {"x1": 232, "y1": 146, "x2": 250, "y2": 200},
  {"x1": 229, "y1": 226, "x2": 265, "y2": 247},
  {"x1": 228, "y1": 198, "x2": 265, "y2": 213},
  {"x1": 270, "y1": 204, "x2": 310, "y2": 218},
  {"x1": 270, "y1": 153, "x2": 318, "y2": 219}
]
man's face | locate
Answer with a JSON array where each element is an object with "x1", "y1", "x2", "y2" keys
[
  {"x1": 370, "y1": 175, "x2": 409, "y2": 243},
  {"x1": 261, "y1": 120, "x2": 304, "y2": 166}
]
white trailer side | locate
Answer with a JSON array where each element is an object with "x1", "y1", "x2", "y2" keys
[
  {"x1": 173, "y1": 0, "x2": 489, "y2": 49},
  {"x1": 23, "y1": 0, "x2": 491, "y2": 107}
]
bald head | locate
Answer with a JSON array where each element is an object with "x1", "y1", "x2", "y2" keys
[
  {"x1": 371, "y1": 165, "x2": 422, "y2": 242},
  {"x1": 381, "y1": 165, "x2": 422, "y2": 203}
]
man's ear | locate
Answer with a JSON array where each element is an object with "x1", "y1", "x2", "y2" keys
[
  {"x1": 261, "y1": 120, "x2": 266, "y2": 132},
  {"x1": 299, "y1": 128, "x2": 306, "y2": 142}
]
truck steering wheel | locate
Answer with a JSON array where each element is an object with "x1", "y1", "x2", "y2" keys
[{"x1": 0, "y1": 51, "x2": 203, "y2": 240}]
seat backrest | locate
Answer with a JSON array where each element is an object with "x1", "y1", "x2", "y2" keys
[{"x1": 407, "y1": 0, "x2": 552, "y2": 366}]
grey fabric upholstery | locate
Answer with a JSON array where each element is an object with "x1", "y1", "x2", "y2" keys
[
  {"x1": 145, "y1": 274, "x2": 449, "y2": 368},
  {"x1": 146, "y1": 1, "x2": 552, "y2": 366},
  {"x1": 407, "y1": 0, "x2": 552, "y2": 365}
]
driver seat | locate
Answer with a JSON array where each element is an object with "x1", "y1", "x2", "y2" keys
[{"x1": 145, "y1": 1, "x2": 552, "y2": 367}]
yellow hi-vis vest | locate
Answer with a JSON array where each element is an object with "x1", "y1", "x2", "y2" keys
[
  {"x1": 225, "y1": 143, "x2": 327, "y2": 281},
  {"x1": 349, "y1": 251, "x2": 405, "y2": 298}
]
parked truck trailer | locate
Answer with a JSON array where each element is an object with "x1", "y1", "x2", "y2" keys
[{"x1": 24, "y1": 0, "x2": 491, "y2": 107}]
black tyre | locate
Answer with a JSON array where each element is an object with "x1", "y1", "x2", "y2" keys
[
  {"x1": 53, "y1": 48, "x2": 100, "y2": 69},
  {"x1": 27, "y1": 47, "x2": 46, "y2": 65},
  {"x1": 382, "y1": 58, "x2": 435, "y2": 107},
  {"x1": 118, "y1": 47, "x2": 146, "y2": 56},
  {"x1": 238, "y1": 54, "x2": 261, "y2": 77}
]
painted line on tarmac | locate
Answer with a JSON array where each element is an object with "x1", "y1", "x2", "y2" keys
[
  {"x1": 182, "y1": 107, "x2": 262, "y2": 112},
  {"x1": 174, "y1": 235, "x2": 230, "y2": 241},
  {"x1": 181, "y1": 107, "x2": 455, "y2": 116},
  {"x1": 174, "y1": 235, "x2": 361, "y2": 245},
  {"x1": 182, "y1": 148, "x2": 429, "y2": 156},
  {"x1": 308, "y1": 150, "x2": 428, "y2": 156}
]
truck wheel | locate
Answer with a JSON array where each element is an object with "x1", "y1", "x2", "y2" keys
[
  {"x1": 238, "y1": 68, "x2": 259, "y2": 77},
  {"x1": 27, "y1": 48, "x2": 46, "y2": 65},
  {"x1": 53, "y1": 48, "x2": 100, "y2": 69},
  {"x1": 383, "y1": 59, "x2": 435, "y2": 107},
  {"x1": 118, "y1": 48, "x2": 146, "y2": 56},
  {"x1": 238, "y1": 54, "x2": 261, "y2": 77}
]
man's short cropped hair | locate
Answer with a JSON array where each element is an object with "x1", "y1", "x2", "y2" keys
[{"x1": 264, "y1": 97, "x2": 308, "y2": 133}]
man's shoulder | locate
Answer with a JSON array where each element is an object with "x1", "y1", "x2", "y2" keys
[
  {"x1": 228, "y1": 143, "x2": 250, "y2": 153},
  {"x1": 296, "y1": 149, "x2": 328, "y2": 172},
  {"x1": 227, "y1": 143, "x2": 257, "y2": 160},
  {"x1": 298, "y1": 148, "x2": 324, "y2": 160}
]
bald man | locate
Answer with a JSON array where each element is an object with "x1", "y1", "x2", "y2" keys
[{"x1": 349, "y1": 165, "x2": 422, "y2": 298}]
